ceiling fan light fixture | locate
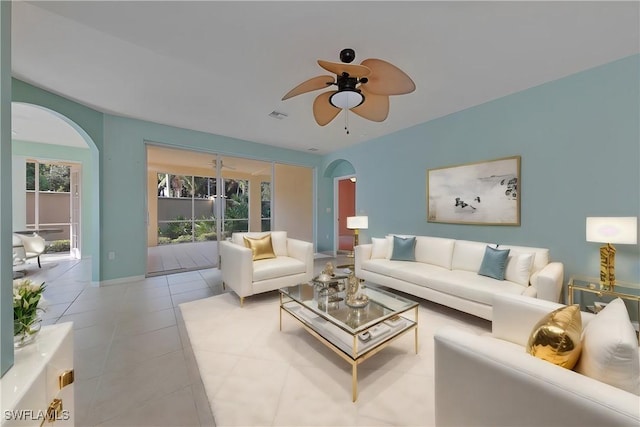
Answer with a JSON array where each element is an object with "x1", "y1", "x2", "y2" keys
[{"x1": 329, "y1": 90, "x2": 364, "y2": 109}]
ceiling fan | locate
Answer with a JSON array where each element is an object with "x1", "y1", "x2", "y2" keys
[
  {"x1": 281, "y1": 48, "x2": 415, "y2": 129},
  {"x1": 207, "y1": 159, "x2": 236, "y2": 170}
]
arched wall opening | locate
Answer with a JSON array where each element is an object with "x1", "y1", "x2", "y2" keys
[
  {"x1": 11, "y1": 102, "x2": 100, "y2": 282},
  {"x1": 323, "y1": 159, "x2": 357, "y2": 255}
]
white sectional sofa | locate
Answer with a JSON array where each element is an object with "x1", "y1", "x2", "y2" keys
[
  {"x1": 355, "y1": 235, "x2": 563, "y2": 320},
  {"x1": 434, "y1": 293, "x2": 640, "y2": 426}
]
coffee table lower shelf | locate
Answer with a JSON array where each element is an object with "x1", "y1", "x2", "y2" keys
[{"x1": 279, "y1": 298, "x2": 419, "y2": 402}]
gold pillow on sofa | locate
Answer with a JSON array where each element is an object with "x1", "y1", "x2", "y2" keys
[
  {"x1": 243, "y1": 234, "x2": 276, "y2": 261},
  {"x1": 526, "y1": 304, "x2": 582, "y2": 369}
]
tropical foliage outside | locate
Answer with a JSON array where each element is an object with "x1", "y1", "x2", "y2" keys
[{"x1": 157, "y1": 173, "x2": 269, "y2": 244}]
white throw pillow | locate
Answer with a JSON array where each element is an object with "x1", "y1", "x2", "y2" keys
[
  {"x1": 575, "y1": 298, "x2": 640, "y2": 395},
  {"x1": 504, "y1": 252, "x2": 535, "y2": 286},
  {"x1": 370, "y1": 237, "x2": 389, "y2": 259},
  {"x1": 269, "y1": 231, "x2": 288, "y2": 257}
]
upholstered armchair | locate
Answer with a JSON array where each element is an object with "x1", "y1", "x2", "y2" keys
[
  {"x1": 14, "y1": 233, "x2": 46, "y2": 268},
  {"x1": 219, "y1": 231, "x2": 313, "y2": 306}
]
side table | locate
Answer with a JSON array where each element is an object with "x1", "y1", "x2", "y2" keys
[{"x1": 568, "y1": 275, "x2": 639, "y2": 333}]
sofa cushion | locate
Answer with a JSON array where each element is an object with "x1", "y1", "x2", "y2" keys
[
  {"x1": 526, "y1": 304, "x2": 583, "y2": 369},
  {"x1": 233, "y1": 231, "x2": 287, "y2": 256},
  {"x1": 414, "y1": 236, "x2": 455, "y2": 269},
  {"x1": 451, "y1": 240, "x2": 488, "y2": 272},
  {"x1": 391, "y1": 236, "x2": 416, "y2": 261},
  {"x1": 575, "y1": 298, "x2": 640, "y2": 395},
  {"x1": 424, "y1": 270, "x2": 525, "y2": 305},
  {"x1": 243, "y1": 234, "x2": 276, "y2": 261},
  {"x1": 478, "y1": 246, "x2": 510, "y2": 280},
  {"x1": 371, "y1": 237, "x2": 389, "y2": 259},
  {"x1": 387, "y1": 261, "x2": 450, "y2": 286},
  {"x1": 361, "y1": 259, "x2": 404, "y2": 278},
  {"x1": 252, "y1": 256, "x2": 306, "y2": 282},
  {"x1": 504, "y1": 251, "x2": 535, "y2": 286}
]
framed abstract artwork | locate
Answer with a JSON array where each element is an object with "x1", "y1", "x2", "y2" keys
[{"x1": 427, "y1": 156, "x2": 521, "y2": 225}]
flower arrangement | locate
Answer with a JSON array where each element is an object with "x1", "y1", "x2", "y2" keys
[{"x1": 13, "y1": 279, "x2": 46, "y2": 347}]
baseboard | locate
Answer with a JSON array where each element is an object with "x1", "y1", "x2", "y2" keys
[{"x1": 94, "y1": 275, "x2": 146, "y2": 287}]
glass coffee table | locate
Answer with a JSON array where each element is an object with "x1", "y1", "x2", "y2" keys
[{"x1": 279, "y1": 282, "x2": 419, "y2": 402}]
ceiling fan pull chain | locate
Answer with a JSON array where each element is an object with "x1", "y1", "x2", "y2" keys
[{"x1": 345, "y1": 109, "x2": 350, "y2": 135}]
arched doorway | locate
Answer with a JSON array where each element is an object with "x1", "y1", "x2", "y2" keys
[
  {"x1": 11, "y1": 102, "x2": 100, "y2": 281},
  {"x1": 324, "y1": 159, "x2": 357, "y2": 256}
]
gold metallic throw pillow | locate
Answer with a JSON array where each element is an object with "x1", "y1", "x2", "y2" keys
[
  {"x1": 243, "y1": 234, "x2": 276, "y2": 261},
  {"x1": 526, "y1": 304, "x2": 583, "y2": 369}
]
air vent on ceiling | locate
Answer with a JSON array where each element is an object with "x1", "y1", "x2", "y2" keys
[
  {"x1": 308, "y1": 148, "x2": 319, "y2": 152},
  {"x1": 268, "y1": 111, "x2": 288, "y2": 120}
]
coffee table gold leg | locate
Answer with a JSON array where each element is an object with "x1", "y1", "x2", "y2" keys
[
  {"x1": 414, "y1": 306, "x2": 419, "y2": 354},
  {"x1": 279, "y1": 294, "x2": 283, "y2": 331},
  {"x1": 352, "y1": 363, "x2": 358, "y2": 402}
]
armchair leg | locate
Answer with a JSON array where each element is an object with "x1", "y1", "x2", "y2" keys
[
  {"x1": 37, "y1": 256, "x2": 41, "y2": 268},
  {"x1": 222, "y1": 282, "x2": 226, "y2": 290},
  {"x1": 240, "y1": 297, "x2": 244, "y2": 307}
]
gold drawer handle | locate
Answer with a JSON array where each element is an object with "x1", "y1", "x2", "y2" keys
[
  {"x1": 39, "y1": 398, "x2": 62, "y2": 426},
  {"x1": 58, "y1": 370, "x2": 74, "y2": 390}
]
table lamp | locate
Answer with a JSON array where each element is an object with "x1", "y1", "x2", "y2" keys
[
  {"x1": 346, "y1": 216, "x2": 368, "y2": 257},
  {"x1": 586, "y1": 216, "x2": 637, "y2": 290}
]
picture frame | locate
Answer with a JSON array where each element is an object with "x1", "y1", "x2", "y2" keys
[{"x1": 427, "y1": 156, "x2": 521, "y2": 226}]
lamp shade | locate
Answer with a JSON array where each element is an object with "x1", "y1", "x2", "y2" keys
[
  {"x1": 346, "y1": 216, "x2": 368, "y2": 230},
  {"x1": 586, "y1": 217, "x2": 638, "y2": 244}
]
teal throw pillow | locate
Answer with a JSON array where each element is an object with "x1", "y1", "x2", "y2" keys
[
  {"x1": 390, "y1": 236, "x2": 416, "y2": 261},
  {"x1": 478, "y1": 245, "x2": 511, "y2": 280}
]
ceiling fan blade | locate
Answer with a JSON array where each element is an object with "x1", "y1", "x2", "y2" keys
[
  {"x1": 351, "y1": 87, "x2": 389, "y2": 122},
  {"x1": 313, "y1": 91, "x2": 341, "y2": 126},
  {"x1": 282, "y1": 75, "x2": 335, "y2": 100},
  {"x1": 317, "y1": 60, "x2": 371, "y2": 78},
  {"x1": 360, "y1": 59, "x2": 416, "y2": 96}
]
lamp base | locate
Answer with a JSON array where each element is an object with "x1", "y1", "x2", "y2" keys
[{"x1": 599, "y1": 243, "x2": 616, "y2": 291}]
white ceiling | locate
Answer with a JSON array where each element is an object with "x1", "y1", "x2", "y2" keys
[
  {"x1": 11, "y1": 1, "x2": 640, "y2": 155},
  {"x1": 12, "y1": 102, "x2": 88, "y2": 148}
]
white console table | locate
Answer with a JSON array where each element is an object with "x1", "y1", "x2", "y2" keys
[{"x1": 1, "y1": 323, "x2": 74, "y2": 426}]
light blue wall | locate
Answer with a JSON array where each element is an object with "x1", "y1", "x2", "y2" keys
[
  {"x1": 319, "y1": 55, "x2": 640, "y2": 284},
  {"x1": 100, "y1": 115, "x2": 321, "y2": 281},
  {"x1": 12, "y1": 141, "x2": 95, "y2": 259},
  {"x1": 12, "y1": 79, "x2": 103, "y2": 283},
  {"x1": 8, "y1": 55, "x2": 639, "y2": 287},
  {"x1": 10, "y1": 80, "x2": 321, "y2": 282},
  {"x1": 0, "y1": 0, "x2": 12, "y2": 376}
]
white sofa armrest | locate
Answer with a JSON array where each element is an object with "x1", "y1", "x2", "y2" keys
[
  {"x1": 286, "y1": 238, "x2": 314, "y2": 280},
  {"x1": 492, "y1": 293, "x2": 596, "y2": 347},
  {"x1": 532, "y1": 261, "x2": 564, "y2": 302},
  {"x1": 354, "y1": 244, "x2": 372, "y2": 277},
  {"x1": 435, "y1": 325, "x2": 640, "y2": 427},
  {"x1": 219, "y1": 240, "x2": 254, "y2": 298},
  {"x1": 492, "y1": 293, "x2": 565, "y2": 346}
]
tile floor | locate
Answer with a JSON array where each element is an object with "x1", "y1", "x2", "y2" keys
[
  {"x1": 147, "y1": 241, "x2": 218, "y2": 276},
  {"x1": 20, "y1": 252, "x2": 346, "y2": 427}
]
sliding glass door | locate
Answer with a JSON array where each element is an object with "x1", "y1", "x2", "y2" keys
[{"x1": 146, "y1": 146, "x2": 273, "y2": 275}]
